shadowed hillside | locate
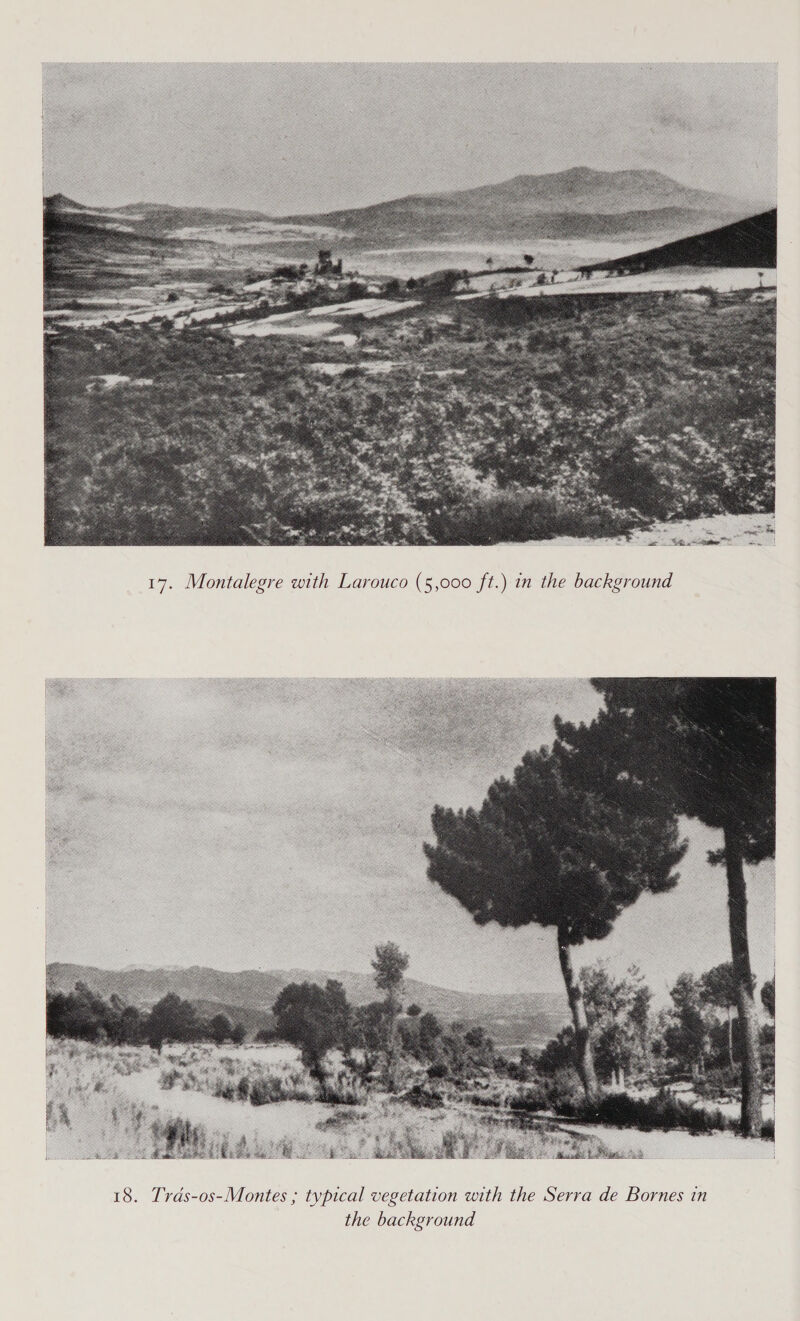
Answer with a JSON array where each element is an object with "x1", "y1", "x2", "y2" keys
[{"x1": 581, "y1": 209, "x2": 777, "y2": 273}]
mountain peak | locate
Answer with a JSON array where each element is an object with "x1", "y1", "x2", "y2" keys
[{"x1": 45, "y1": 192, "x2": 85, "y2": 209}]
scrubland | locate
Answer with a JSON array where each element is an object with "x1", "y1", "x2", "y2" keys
[
  {"x1": 45, "y1": 290, "x2": 774, "y2": 546},
  {"x1": 46, "y1": 1039, "x2": 626, "y2": 1159}
]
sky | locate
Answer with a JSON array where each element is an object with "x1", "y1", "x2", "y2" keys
[
  {"x1": 42, "y1": 63, "x2": 777, "y2": 213},
  {"x1": 46, "y1": 679, "x2": 774, "y2": 1000}
]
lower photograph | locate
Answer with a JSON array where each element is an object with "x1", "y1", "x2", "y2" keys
[{"x1": 46, "y1": 677, "x2": 775, "y2": 1160}]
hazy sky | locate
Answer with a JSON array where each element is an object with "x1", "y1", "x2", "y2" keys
[
  {"x1": 46, "y1": 680, "x2": 774, "y2": 999},
  {"x1": 42, "y1": 63, "x2": 777, "y2": 213}
]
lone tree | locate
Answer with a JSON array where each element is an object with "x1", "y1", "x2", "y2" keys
[
  {"x1": 208, "y1": 1012, "x2": 233, "y2": 1045},
  {"x1": 372, "y1": 942, "x2": 409, "y2": 1011},
  {"x1": 371, "y1": 942, "x2": 409, "y2": 1072},
  {"x1": 424, "y1": 736, "x2": 685, "y2": 1101},
  {"x1": 582, "y1": 679, "x2": 775, "y2": 1137},
  {"x1": 146, "y1": 993, "x2": 200, "y2": 1053}
]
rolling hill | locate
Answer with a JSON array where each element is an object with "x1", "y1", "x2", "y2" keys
[{"x1": 46, "y1": 963, "x2": 568, "y2": 1051}]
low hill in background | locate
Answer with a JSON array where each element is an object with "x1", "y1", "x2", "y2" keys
[{"x1": 46, "y1": 963, "x2": 568, "y2": 1052}]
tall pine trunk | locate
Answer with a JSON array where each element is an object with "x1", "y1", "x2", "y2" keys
[
  {"x1": 557, "y1": 925, "x2": 599, "y2": 1102},
  {"x1": 724, "y1": 824, "x2": 762, "y2": 1136}
]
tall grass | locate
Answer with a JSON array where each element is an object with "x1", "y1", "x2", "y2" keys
[{"x1": 157, "y1": 1049, "x2": 365, "y2": 1105}]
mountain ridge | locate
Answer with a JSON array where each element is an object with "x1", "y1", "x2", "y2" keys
[{"x1": 45, "y1": 167, "x2": 770, "y2": 247}]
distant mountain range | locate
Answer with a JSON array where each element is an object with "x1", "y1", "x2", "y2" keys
[
  {"x1": 45, "y1": 167, "x2": 769, "y2": 249},
  {"x1": 46, "y1": 963, "x2": 568, "y2": 1051}
]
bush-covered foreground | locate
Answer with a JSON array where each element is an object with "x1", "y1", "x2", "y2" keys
[
  {"x1": 46, "y1": 1040, "x2": 628, "y2": 1159},
  {"x1": 45, "y1": 291, "x2": 775, "y2": 545}
]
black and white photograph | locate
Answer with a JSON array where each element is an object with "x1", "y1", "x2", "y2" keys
[
  {"x1": 44, "y1": 63, "x2": 777, "y2": 548},
  {"x1": 47, "y1": 677, "x2": 775, "y2": 1160}
]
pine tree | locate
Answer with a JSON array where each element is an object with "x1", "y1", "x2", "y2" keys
[
  {"x1": 581, "y1": 679, "x2": 775, "y2": 1136},
  {"x1": 424, "y1": 736, "x2": 685, "y2": 1101}
]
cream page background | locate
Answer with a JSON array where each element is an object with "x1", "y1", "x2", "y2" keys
[{"x1": 1, "y1": 1, "x2": 798, "y2": 1317}]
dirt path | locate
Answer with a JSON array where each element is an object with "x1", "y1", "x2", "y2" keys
[
  {"x1": 115, "y1": 1066, "x2": 337, "y2": 1146},
  {"x1": 523, "y1": 512, "x2": 774, "y2": 547}
]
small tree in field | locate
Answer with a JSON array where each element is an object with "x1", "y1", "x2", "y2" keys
[
  {"x1": 146, "y1": 993, "x2": 200, "y2": 1053},
  {"x1": 372, "y1": 942, "x2": 409, "y2": 1011},
  {"x1": 208, "y1": 1013, "x2": 233, "y2": 1045},
  {"x1": 371, "y1": 942, "x2": 409, "y2": 1078},
  {"x1": 425, "y1": 733, "x2": 685, "y2": 1102},
  {"x1": 272, "y1": 980, "x2": 350, "y2": 1080}
]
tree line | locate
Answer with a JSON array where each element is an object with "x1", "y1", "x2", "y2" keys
[
  {"x1": 46, "y1": 983, "x2": 246, "y2": 1050},
  {"x1": 536, "y1": 960, "x2": 775, "y2": 1092},
  {"x1": 47, "y1": 944, "x2": 775, "y2": 1132}
]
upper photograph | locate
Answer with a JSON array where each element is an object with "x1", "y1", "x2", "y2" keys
[{"x1": 43, "y1": 63, "x2": 777, "y2": 547}]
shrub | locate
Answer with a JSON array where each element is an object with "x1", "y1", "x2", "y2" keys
[
  {"x1": 45, "y1": 297, "x2": 775, "y2": 547},
  {"x1": 247, "y1": 1071, "x2": 317, "y2": 1106},
  {"x1": 430, "y1": 486, "x2": 632, "y2": 545},
  {"x1": 508, "y1": 1079, "x2": 551, "y2": 1112},
  {"x1": 554, "y1": 1088, "x2": 735, "y2": 1134},
  {"x1": 403, "y1": 1083, "x2": 446, "y2": 1109}
]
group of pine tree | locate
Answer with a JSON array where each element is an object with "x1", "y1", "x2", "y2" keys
[
  {"x1": 47, "y1": 679, "x2": 774, "y2": 1138},
  {"x1": 425, "y1": 677, "x2": 775, "y2": 1137}
]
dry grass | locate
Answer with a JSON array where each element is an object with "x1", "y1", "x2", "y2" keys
[{"x1": 46, "y1": 1039, "x2": 625, "y2": 1159}]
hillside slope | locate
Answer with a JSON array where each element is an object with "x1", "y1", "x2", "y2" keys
[{"x1": 581, "y1": 209, "x2": 777, "y2": 273}]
